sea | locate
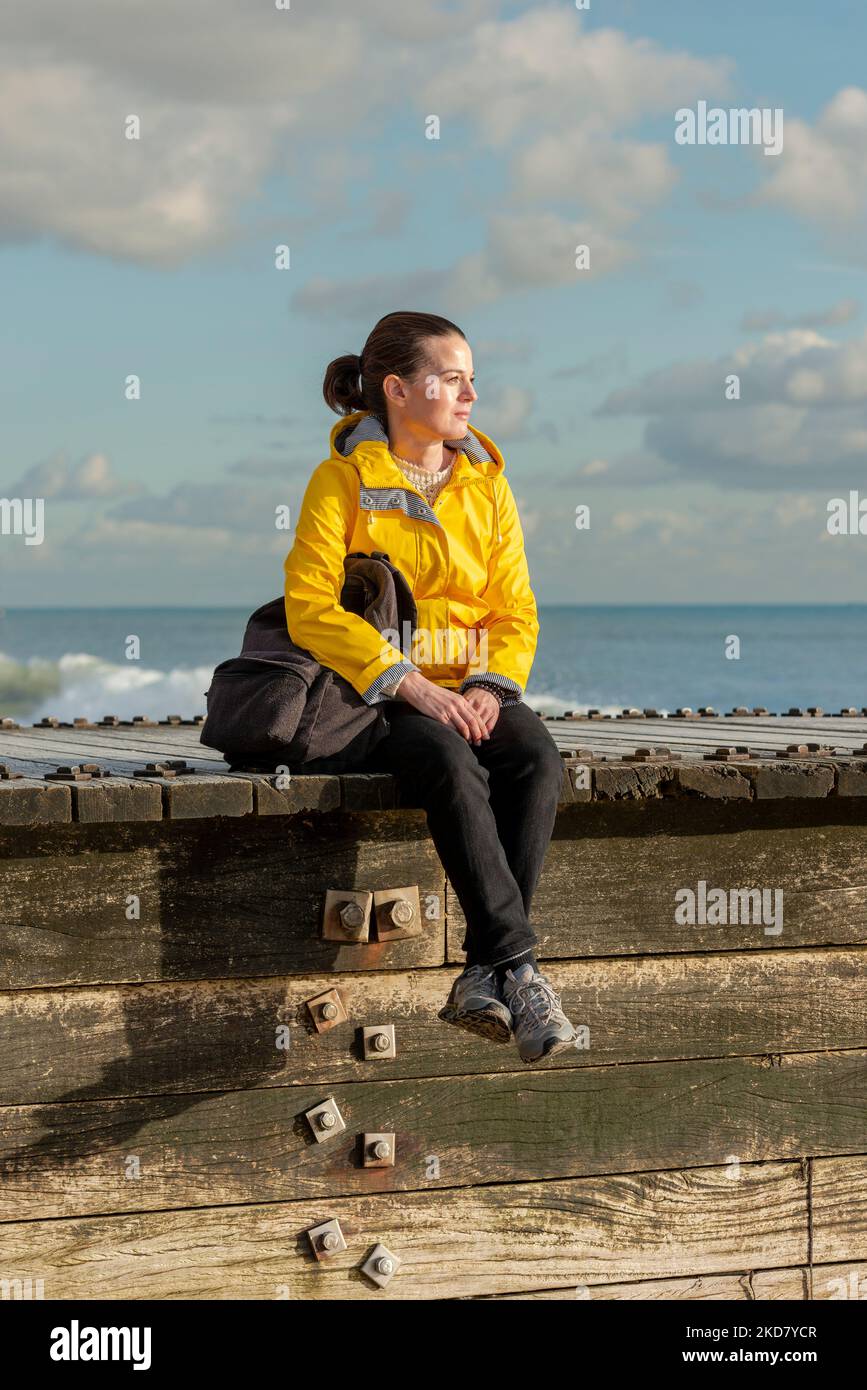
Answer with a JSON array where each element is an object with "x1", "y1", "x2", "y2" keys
[{"x1": 1, "y1": 606, "x2": 866, "y2": 723}]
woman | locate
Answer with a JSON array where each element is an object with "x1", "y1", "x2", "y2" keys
[{"x1": 283, "y1": 310, "x2": 579, "y2": 1064}]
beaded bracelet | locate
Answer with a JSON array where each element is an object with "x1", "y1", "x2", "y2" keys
[{"x1": 466, "y1": 680, "x2": 514, "y2": 707}]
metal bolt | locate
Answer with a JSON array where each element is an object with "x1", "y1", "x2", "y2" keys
[
  {"x1": 318, "y1": 1110, "x2": 336, "y2": 1130},
  {"x1": 44, "y1": 764, "x2": 93, "y2": 781},
  {"x1": 320, "y1": 1001, "x2": 338, "y2": 1021},
  {"x1": 389, "y1": 898, "x2": 415, "y2": 926},
  {"x1": 320, "y1": 1232, "x2": 340, "y2": 1251},
  {"x1": 339, "y1": 901, "x2": 365, "y2": 931},
  {"x1": 375, "y1": 1256, "x2": 394, "y2": 1276},
  {"x1": 373, "y1": 1032, "x2": 390, "y2": 1052},
  {"x1": 371, "y1": 1139, "x2": 390, "y2": 1160}
]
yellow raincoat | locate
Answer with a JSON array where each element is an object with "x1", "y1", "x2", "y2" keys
[{"x1": 283, "y1": 410, "x2": 538, "y2": 705}]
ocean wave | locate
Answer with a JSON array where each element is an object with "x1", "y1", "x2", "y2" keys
[
  {"x1": 511, "y1": 690, "x2": 629, "y2": 717},
  {"x1": 0, "y1": 650, "x2": 213, "y2": 723},
  {"x1": 0, "y1": 648, "x2": 631, "y2": 724}
]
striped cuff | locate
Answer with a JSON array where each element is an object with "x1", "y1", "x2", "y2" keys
[
  {"x1": 459, "y1": 672, "x2": 523, "y2": 705},
  {"x1": 361, "y1": 659, "x2": 419, "y2": 706}
]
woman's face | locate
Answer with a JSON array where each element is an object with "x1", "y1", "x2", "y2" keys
[{"x1": 384, "y1": 333, "x2": 478, "y2": 439}]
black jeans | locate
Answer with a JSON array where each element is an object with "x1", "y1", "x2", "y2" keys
[{"x1": 301, "y1": 701, "x2": 564, "y2": 968}]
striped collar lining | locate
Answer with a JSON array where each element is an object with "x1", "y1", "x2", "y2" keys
[{"x1": 335, "y1": 412, "x2": 493, "y2": 465}]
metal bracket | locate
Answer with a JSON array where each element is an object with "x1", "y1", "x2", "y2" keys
[
  {"x1": 133, "y1": 759, "x2": 197, "y2": 778},
  {"x1": 372, "y1": 886, "x2": 422, "y2": 942},
  {"x1": 362, "y1": 1132, "x2": 395, "y2": 1168},
  {"x1": 362, "y1": 1024, "x2": 396, "y2": 1060},
  {"x1": 361, "y1": 1243, "x2": 401, "y2": 1287},
  {"x1": 307, "y1": 1217, "x2": 347, "y2": 1260},
  {"x1": 44, "y1": 764, "x2": 112, "y2": 782},
  {"x1": 322, "y1": 889, "x2": 373, "y2": 943},
  {"x1": 307, "y1": 988, "x2": 348, "y2": 1034},
  {"x1": 305, "y1": 1097, "x2": 346, "y2": 1143}
]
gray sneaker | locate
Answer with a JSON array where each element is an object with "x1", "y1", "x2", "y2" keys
[
  {"x1": 438, "y1": 964, "x2": 513, "y2": 1044},
  {"x1": 502, "y1": 961, "x2": 579, "y2": 1063}
]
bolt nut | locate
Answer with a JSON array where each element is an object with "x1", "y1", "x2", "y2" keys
[
  {"x1": 376, "y1": 1257, "x2": 394, "y2": 1276},
  {"x1": 371, "y1": 1139, "x2": 390, "y2": 1160},
  {"x1": 320, "y1": 1002, "x2": 338, "y2": 1020},
  {"x1": 339, "y1": 901, "x2": 365, "y2": 930},
  {"x1": 318, "y1": 1110, "x2": 336, "y2": 1130},
  {"x1": 389, "y1": 898, "x2": 415, "y2": 926},
  {"x1": 320, "y1": 1232, "x2": 340, "y2": 1251},
  {"x1": 373, "y1": 1032, "x2": 390, "y2": 1052}
]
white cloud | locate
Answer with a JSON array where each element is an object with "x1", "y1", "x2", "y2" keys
[
  {"x1": 740, "y1": 298, "x2": 860, "y2": 332},
  {"x1": 758, "y1": 87, "x2": 867, "y2": 257},
  {"x1": 0, "y1": 1, "x2": 732, "y2": 309},
  {"x1": 479, "y1": 384, "x2": 534, "y2": 439},
  {"x1": 513, "y1": 128, "x2": 676, "y2": 226},
  {"x1": 109, "y1": 481, "x2": 293, "y2": 533},
  {"x1": 7, "y1": 452, "x2": 139, "y2": 500},
  {"x1": 294, "y1": 211, "x2": 634, "y2": 319},
  {"x1": 67, "y1": 517, "x2": 287, "y2": 559},
  {"x1": 0, "y1": 2, "x2": 461, "y2": 263},
  {"x1": 423, "y1": 9, "x2": 731, "y2": 145},
  {"x1": 597, "y1": 328, "x2": 867, "y2": 488}
]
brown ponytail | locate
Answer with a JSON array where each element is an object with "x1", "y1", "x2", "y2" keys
[
  {"x1": 322, "y1": 353, "x2": 366, "y2": 415},
  {"x1": 322, "y1": 310, "x2": 466, "y2": 419}
]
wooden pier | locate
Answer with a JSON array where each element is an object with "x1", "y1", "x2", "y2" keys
[{"x1": 1, "y1": 709, "x2": 866, "y2": 1299}]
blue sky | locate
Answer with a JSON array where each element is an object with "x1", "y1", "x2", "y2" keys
[{"x1": 2, "y1": 0, "x2": 867, "y2": 605}]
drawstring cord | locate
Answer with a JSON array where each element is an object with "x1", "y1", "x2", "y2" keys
[{"x1": 493, "y1": 480, "x2": 502, "y2": 541}]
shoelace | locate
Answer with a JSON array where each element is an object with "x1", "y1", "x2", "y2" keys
[
  {"x1": 508, "y1": 973, "x2": 562, "y2": 1025},
  {"x1": 464, "y1": 964, "x2": 496, "y2": 986}
]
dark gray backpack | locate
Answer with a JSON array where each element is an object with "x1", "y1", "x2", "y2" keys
[{"x1": 199, "y1": 551, "x2": 416, "y2": 770}]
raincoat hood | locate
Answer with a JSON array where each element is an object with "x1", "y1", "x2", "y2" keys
[
  {"x1": 331, "y1": 410, "x2": 504, "y2": 477},
  {"x1": 330, "y1": 410, "x2": 505, "y2": 539}
]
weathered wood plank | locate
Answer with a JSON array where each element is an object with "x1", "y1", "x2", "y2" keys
[
  {"x1": 5, "y1": 804, "x2": 867, "y2": 987},
  {"x1": 480, "y1": 1266, "x2": 812, "y2": 1299},
  {"x1": 0, "y1": 815, "x2": 446, "y2": 988},
  {"x1": 448, "y1": 802, "x2": 867, "y2": 959},
  {"x1": 3, "y1": 949, "x2": 865, "y2": 1105},
  {"x1": 0, "y1": 779, "x2": 70, "y2": 825},
  {"x1": 4, "y1": 716, "x2": 867, "y2": 825},
  {"x1": 0, "y1": 1160, "x2": 808, "y2": 1299},
  {"x1": 1, "y1": 1050, "x2": 863, "y2": 1222},
  {"x1": 812, "y1": 1155, "x2": 867, "y2": 1266}
]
